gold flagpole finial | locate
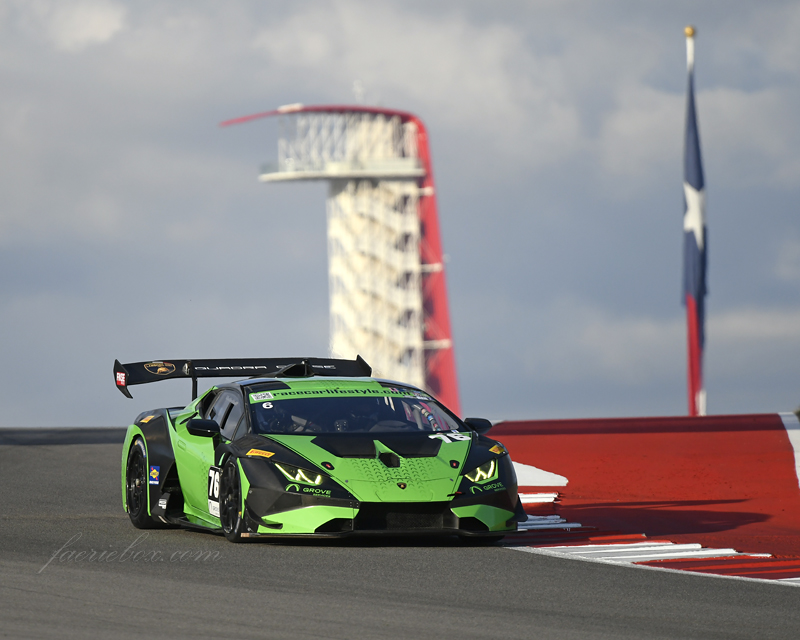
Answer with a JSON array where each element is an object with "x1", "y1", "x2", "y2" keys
[{"x1": 685, "y1": 25, "x2": 696, "y2": 38}]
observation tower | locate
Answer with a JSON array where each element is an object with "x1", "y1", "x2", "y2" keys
[{"x1": 222, "y1": 104, "x2": 460, "y2": 414}]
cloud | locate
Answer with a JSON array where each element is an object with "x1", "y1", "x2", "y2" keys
[
  {"x1": 775, "y1": 237, "x2": 800, "y2": 282},
  {"x1": 18, "y1": 0, "x2": 126, "y2": 52},
  {"x1": 711, "y1": 307, "x2": 800, "y2": 342},
  {"x1": 251, "y1": 2, "x2": 584, "y2": 173},
  {"x1": 598, "y1": 85, "x2": 683, "y2": 194},
  {"x1": 1, "y1": 1, "x2": 799, "y2": 425},
  {"x1": 702, "y1": 87, "x2": 800, "y2": 188}
]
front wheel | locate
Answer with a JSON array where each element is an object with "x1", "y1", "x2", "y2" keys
[
  {"x1": 219, "y1": 458, "x2": 246, "y2": 542},
  {"x1": 125, "y1": 438, "x2": 163, "y2": 529}
]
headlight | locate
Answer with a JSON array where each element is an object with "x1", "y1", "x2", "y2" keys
[
  {"x1": 464, "y1": 459, "x2": 497, "y2": 483},
  {"x1": 274, "y1": 463, "x2": 325, "y2": 486}
]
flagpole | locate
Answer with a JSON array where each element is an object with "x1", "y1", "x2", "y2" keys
[{"x1": 683, "y1": 25, "x2": 707, "y2": 417}]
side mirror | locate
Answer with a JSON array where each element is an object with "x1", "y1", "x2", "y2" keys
[
  {"x1": 186, "y1": 418, "x2": 220, "y2": 437},
  {"x1": 464, "y1": 418, "x2": 493, "y2": 435}
]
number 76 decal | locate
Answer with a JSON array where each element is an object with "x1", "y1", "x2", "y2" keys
[{"x1": 428, "y1": 432, "x2": 471, "y2": 443}]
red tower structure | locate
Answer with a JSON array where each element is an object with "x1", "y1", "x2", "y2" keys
[{"x1": 222, "y1": 105, "x2": 460, "y2": 414}]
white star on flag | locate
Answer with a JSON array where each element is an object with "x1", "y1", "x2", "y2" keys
[{"x1": 683, "y1": 182, "x2": 705, "y2": 249}]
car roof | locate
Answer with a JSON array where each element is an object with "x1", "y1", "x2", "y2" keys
[{"x1": 233, "y1": 376, "x2": 419, "y2": 390}]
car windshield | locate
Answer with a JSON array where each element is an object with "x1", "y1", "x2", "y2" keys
[{"x1": 248, "y1": 389, "x2": 462, "y2": 435}]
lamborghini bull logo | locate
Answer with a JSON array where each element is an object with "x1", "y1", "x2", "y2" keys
[{"x1": 145, "y1": 361, "x2": 176, "y2": 376}]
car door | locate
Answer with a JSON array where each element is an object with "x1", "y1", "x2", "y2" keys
[{"x1": 174, "y1": 389, "x2": 238, "y2": 520}]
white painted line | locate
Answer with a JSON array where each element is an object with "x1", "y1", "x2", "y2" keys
[
  {"x1": 779, "y1": 412, "x2": 800, "y2": 490},
  {"x1": 504, "y1": 545, "x2": 800, "y2": 587},
  {"x1": 591, "y1": 549, "x2": 742, "y2": 562},
  {"x1": 519, "y1": 492, "x2": 559, "y2": 504},
  {"x1": 517, "y1": 515, "x2": 583, "y2": 530},
  {"x1": 554, "y1": 544, "x2": 700, "y2": 556},
  {"x1": 514, "y1": 540, "x2": 745, "y2": 562},
  {"x1": 518, "y1": 523, "x2": 583, "y2": 530},
  {"x1": 513, "y1": 462, "x2": 568, "y2": 487},
  {"x1": 543, "y1": 542, "x2": 676, "y2": 552}
]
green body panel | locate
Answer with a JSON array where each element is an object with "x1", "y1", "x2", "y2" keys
[
  {"x1": 451, "y1": 505, "x2": 516, "y2": 532},
  {"x1": 257, "y1": 505, "x2": 357, "y2": 534},
  {"x1": 237, "y1": 456, "x2": 251, "y2": 529},
  {"x1": 170, "y1": 393, "x2": 220, "y2": 521},
  {"x1": 172, "y1": 420, "x2": 215, "y2": 513},
  {"x1": 184, "y1": 504, "x2": 220, "y2": 528},
  {"x1": 266, "y1": 434, "x2": 471, "y2": 503}
]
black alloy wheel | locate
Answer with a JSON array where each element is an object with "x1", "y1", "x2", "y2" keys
[
  {"x1": 219, "y1": 458, "x2": 245, "y2": 542},
  {"x1": 126, "y1": 438, "x2": 160, "y2": 529}
]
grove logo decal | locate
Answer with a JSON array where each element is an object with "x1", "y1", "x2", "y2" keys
[
  {"x1": 285, "y1": 484, "x2": 300, "y2": 492},
  {"x1": 469, "y1": 486, "x2": 482, "y2": 495},
  {"x1": 144, "y1": 361, "x2": 176, "y2": 376},
  {"x1": 482, "y1": 482, "x2": 505, "y2": 492},
  {"x1": 302, "y1": 487, "x2": 331, "y2": 496}
]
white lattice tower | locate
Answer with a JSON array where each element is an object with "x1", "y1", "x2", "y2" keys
[
  {"x1": 327, "y1": 179, "x2": 424, "y2": 386},
  {"x1": 222, "y1": 105, "x2": 461, "y2": 413},
  {"x1": 262, "y1": 109, "x2": 427, "y2": 388}
]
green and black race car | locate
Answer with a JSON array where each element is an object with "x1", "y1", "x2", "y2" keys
[{"x1": 115, "y1": 356, "x2": 526, "y2": 542}]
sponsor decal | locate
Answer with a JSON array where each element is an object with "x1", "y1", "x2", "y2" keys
[
  {"x1": 140, "y1": 415, "x2": 155, "y2": 424},
  {"x1": 144, "y1": 362, "x2": 176, "y2": 376},
  {"x1": 250, "y1": 391, "x2": 273, "y2": 403},
  {"x1": 482, "y1": 482, "x2": 505, "y2": 492},
  {"x1": 301, "y1": 487, "x2": 331, "y2": 497},
  {"x1": 489, "y1": 444, "x2": 506, "y2": 455},
  {"x1": 397, "y1": 482, "x2": 407, "y2": 490},
  {"x1": 285, "y1": 483, "x2": 300, "y2": 492},
  {"x1": 246, "y1": 449, "x2": 275, "y2": 459},
  {"x1": 196, "y1": 365, "x2": 270, "y2": 371},
  {"x1": 115, "y1": 372, "x2": 126, "y2": 386},
  {"x1": 157, "y1": 497, "x2": 168, "y2": 510},
  {"x1": 264, "y1": 387, "x2": 436, "y2": 399},
  {"x1": 207, "y1": 466, "x2": 221, "y2": 517},
  {"x1": 148, "y1": 466, "x2": 160, "y2": 485},
  {"x1": 470, "y1": 486, "x2": 482, "y2": 494}
]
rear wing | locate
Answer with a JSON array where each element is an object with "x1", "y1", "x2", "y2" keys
[{"x1": 113, "y1": 356, "x2": 372, "y2": 399}]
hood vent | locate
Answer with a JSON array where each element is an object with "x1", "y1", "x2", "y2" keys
[{"x1": 378, "y1": 452, "x2": 401, "y2": 468}]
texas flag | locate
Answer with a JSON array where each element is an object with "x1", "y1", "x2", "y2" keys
[{"x1": 682, "y1": 27, "x2": 707, "y2": 416}]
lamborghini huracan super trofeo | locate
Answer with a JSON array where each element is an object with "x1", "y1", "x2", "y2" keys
[{"x1": 115, "y1": 356, "x2": 525, "y2": 542}]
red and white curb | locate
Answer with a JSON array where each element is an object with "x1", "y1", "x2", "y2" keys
[{"x1": 505, "y1": 493, "x2": 800, "y2": 586}]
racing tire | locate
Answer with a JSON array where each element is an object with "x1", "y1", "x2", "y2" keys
[
  {"x1": 219, "y1": 458, "x2": 246, "y2": 542},
  {"x1": 125, "y1": 438, "x2": 164, "y2": 529}
]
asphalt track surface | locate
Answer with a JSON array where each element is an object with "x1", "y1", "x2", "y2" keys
[{"x1": 2, "y1": 429, "x2": 799, "y2": 639}]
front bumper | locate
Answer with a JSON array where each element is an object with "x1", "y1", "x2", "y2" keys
[
  {"x1": 241, "y1": 499, "x2": 519, "y2": 538},
  {"x1": 238, "y1": 454, "x2": 522, "y2": 538}
]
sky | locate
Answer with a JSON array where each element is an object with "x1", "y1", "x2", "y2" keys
[{"x1": 1, "y1": 0, "x2": 799, "y2": 426}]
